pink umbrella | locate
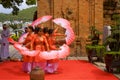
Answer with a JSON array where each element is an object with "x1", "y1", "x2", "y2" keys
[
  {"x1": 31, "y1": 15, "x2": 52, "y2": 27},
  {"x1": 53, "y1": 18, "x2": 75, "y2": 45}
]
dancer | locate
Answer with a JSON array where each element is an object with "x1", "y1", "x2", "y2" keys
[
  {"x1": 0, "y1": 24, "x2": 10, "y2": 61},
  {"x1": 21, "y1": 26, "x2": 35, "y2": 73},
  {"x1": 45, "y1": 28, "x2": 59, "y2": 73},
  {"x1": 32, "y1": 27, "x2": 49, "y2": 71},
  {"x1": 43, "y1": 27, "x2": 49, "y2": 51},
  {"x1": 45, "y1": 27, "x2": 66, "y2": 73}
]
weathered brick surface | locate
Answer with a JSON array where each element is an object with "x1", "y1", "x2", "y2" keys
[{"x1": 37, "y1": 0, "x2": 104, "y2": 56}]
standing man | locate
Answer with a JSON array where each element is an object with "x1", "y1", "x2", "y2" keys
[{"x1": 0, "y1": 24, "x2": 10, "y2": 61}]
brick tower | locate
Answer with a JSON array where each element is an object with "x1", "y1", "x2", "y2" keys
[{"x1": 36, "y1": 0, "x2": 104, "y2": 56}]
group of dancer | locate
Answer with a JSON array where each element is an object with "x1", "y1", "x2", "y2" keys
[
  {"x1": 10, "y1": 25, "x2": 66, "y2": 74},
  {"x1": 8, "y1": 17, "x2": 75, "y2": 74}
]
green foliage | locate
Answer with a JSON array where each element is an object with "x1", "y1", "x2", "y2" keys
[
  {"x1": 88, "y1": 26, "x2": 102, "y2": 45},
  {"x1": 0, "y1": 0, "x2": 23, "y2": 8},
  {"x1": 112, "y1": 14, "x2": 120, "y2": 20},
  {"x1": 12, "y1": 6, "x2": 19, "y2": 15},
  {"x1": 10, "y1": 34, "x2": 20, "y2": 41},
  {"x1": 9, "y1": 23, "x2": 24, "y2": 41},
  {"x1": 86, "y1": 45, "x2": 105, "y2": 58},
  {"x1": 10, "y1": 28, "x2": 23, "y2": 41},
  {"x1": 26, "y1": 0, "x2": 36, "y2": 5},
  {"x1": 0, "y1": 0, "x2": 23, "y2": 15},
  {"x1": 0, "y1": 7, "x2": 37, "y2": 22},
  {"x1": 9, "y1": 23, "x2": 23, "y2": 31},
  {"x1": 0, "y1": 0, "x2": 36, "y2": 15},
  {"x1": 104, "y1": 51, "x2": 120, "y2": 55},
  {"x1": 9, "y1": 24, "x2": 19, "y2": 30},
  {"x1": 112, "y1": 14, "x2": 120, "y2": 25},
  {"x1": 86, "y1": 26, "x2": 104, "y2": 59}
]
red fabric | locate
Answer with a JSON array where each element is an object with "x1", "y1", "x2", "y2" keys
[{"x1": 0, "y1": 60, "x2": 118, "y2": 80}]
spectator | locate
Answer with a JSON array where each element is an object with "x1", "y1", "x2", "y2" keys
[{"x1": 0, "y1": 24, "x2": 10, "y2": 62}]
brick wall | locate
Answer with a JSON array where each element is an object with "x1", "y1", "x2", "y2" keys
[{"x1": 37, "y1": 0, "x2": 104, "y2": 56}]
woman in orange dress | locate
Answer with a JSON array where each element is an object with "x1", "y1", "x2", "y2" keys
[
  {"x1": 22, "y1": 26, "x2": 35, "y2": 73},
  {"x1": 32, "y1": 27, "x2": 49, "y2": 71},
  {"x1": 45, "y1": 28, "x2": 65, "y2": 73}
]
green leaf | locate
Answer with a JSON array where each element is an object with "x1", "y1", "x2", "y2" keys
[{"x1": 26, "y1": 0, "x2": 36, "y2": 5}]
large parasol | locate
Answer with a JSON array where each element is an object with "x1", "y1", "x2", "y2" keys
[
  {"x1": 53, "y1": 18, "x2": 75, "y2": 45},
  {"x1": 31, "y1": 15, "x2": 52, "y2": 27}
]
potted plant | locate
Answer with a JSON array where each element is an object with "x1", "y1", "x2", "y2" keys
[
  {"x1": 86, "y1": 26, "x2": 105, "y2": 63},
  {"x1": 9, "y1": 23, "x2": 23, "y2": 41},
  {"x1": 104, "y1": 25, "x2": 120, "y2": 72}
]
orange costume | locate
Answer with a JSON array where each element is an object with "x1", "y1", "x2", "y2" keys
[
  {"x1": 32, "y1": 27, "x2": 49, "y2": 71},
  {"x1": 33, "y1": 35, "x2": 49, "y2": 62},
  {"x1": 47, "y1": 28, "x2": 64, "y2": 63},
  {"x1": 22, "y1": 33, "x2": 35, "y2": 62},
  {"x1": 47, "y1": 35, "x2": 59, "y2": 63},
  {"x1": 21, "y1": 26, "x2": 35, "y2": 73},
  {"x1": 45, "y1": 28, "x2": 60, "y2": 73}
]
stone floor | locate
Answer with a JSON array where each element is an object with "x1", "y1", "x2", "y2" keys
[{"x1": 6, "y1": 45, "x2": 120, "y2": 79}]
